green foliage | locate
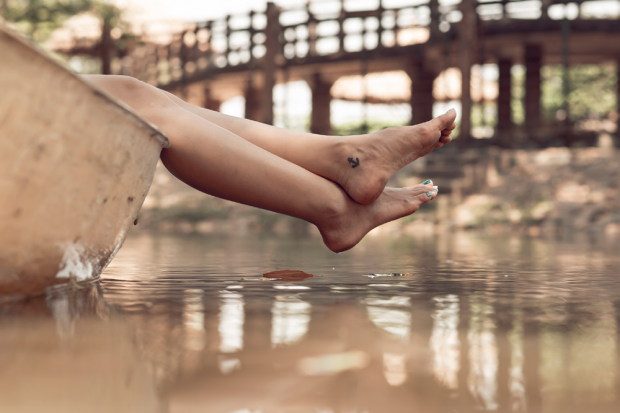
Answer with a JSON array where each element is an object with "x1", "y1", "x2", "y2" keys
[
  {"x1": 542, "y1": 64, "x2": 617, "y2": 122},
  {"x1": 511, "y1": 65, "x2": 525, "y2": 126},
  {"x1": 2, "y1": 0, "x2": 123, "y2": 43},
  {"x1": 3, "y1": 0, "x2": 93, "y2": 42},
  {"x1": 472, "y1": 102, "x2": 498, "y2": 127}
]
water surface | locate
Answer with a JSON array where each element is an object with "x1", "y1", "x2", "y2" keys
[{"x1": 2, "y1": 232, "x2": 620, "y2": 413}]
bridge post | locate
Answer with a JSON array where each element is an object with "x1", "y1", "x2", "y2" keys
[
  {"x1": 261, "y1": 2, "x2": 281, "y2": 125},
  {"x1": 202, "y1": 87, "x2": 221, "y2": 112},
  {"x1": 429, "y1": 0, "x2": 440, "y2": 39},
  {"x1": 100, "y1": 20, "x2": 112, "y2": 75},
  {"x1": 338, "y1": 0, "x2": 345, "y2": 53},
  {"x1": 524, "y1": 44, "x2": 542, "y2": 139},
  {"x1": 458, "y1": 0, "x2": 477, "y2": 144},
  {"x1": 245, "y1": 77, "x2": 262, "y2": 121},
  {"x1": 497, "y1": 58, "x2": 513, "y2": 145},
  {"x1": 407, "y1": 59, "x2": 435, "y2": 126},
  {"x1": 310, "y1": 73, "x2": 333, "y2": 135}
]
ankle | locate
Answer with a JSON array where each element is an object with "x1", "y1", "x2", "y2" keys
[{"x1": 310, "y1": 184, "x2": 348, "y2": 227}]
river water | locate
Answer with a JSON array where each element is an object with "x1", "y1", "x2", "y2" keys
[{"x1": 2, "y1": 231, "x2": 620, "y2": 413}]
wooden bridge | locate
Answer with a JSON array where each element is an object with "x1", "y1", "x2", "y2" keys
[{"x1": 60, "y1": 0, "x2": 620, "y2": 146}]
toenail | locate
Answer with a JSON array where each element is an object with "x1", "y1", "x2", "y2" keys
[
  {"x1": 423, "y1": 179, "x2": 431, "y2": 185},
  {"x1": 426, "y1": 193, "x2": 432, "y2": 197}
]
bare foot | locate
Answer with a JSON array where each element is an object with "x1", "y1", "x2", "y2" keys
[
  {"x1": 316, "y1": 181, "x2": 438, "y2": 253},
  {"x1": 330, "y1": 110, "x2": 456, "y2": 205}
]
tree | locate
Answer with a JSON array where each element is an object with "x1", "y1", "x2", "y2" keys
[
  {"x1": 542, "y1": 64, "x2": 617, "y2": 123},
  {"x1": 1, "y1": 0, "x2": 102, "y2": 43},
  {"x1": 2, "y1": 0, "x2": 133, "y2": 74}
]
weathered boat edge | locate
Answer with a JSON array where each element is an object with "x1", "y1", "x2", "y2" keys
[
  {"x1": 0, "y1": 24, "x2": 171, "y2": 296},
  {"x1": 0, "y1": 24, "x2": 170, "y2": 149}
]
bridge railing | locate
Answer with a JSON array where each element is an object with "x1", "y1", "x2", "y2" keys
[
  {"x1": 123, "y1": 0, "x2": 441, "y2": 86},
  {"x1": 117, "y1": 0, "x2": 617, "y2": 87}
]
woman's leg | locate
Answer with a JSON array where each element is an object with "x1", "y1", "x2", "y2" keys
[
  {"x1": 82, "y1": 75, "x2": 439, "y2": 252},
  {"x1": 161, "y1": 87, "x2": 456, "y2": 205},
  {"x1": 86, "y1": 75, "x2": 455, "y2": 205}
]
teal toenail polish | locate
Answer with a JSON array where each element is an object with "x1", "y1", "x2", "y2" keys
[
  {"x1": 423, "y1": 179, "x2": 431, "y2": 185},
  {"x1": 426, "y1": 193, "x2": 432, "y2": 197}
]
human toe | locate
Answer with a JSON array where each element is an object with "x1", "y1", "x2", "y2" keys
[
  {"x1": 420, "y1": 183, "x2": 439, "y2": 200},
  {"x1": 429, "y1": 109, "x2": 457, "y2": 133}
]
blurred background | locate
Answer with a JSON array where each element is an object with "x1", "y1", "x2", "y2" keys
[{"x1": 2, "y1": 0, "x2": 619, "y2": 238}]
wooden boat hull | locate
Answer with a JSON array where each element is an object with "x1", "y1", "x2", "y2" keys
[{"x1": 0, "y1": 26, "x2": 169, "y2": 296}]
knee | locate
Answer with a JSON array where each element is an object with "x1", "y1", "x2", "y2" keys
[
  {"x1": 84, "y1": 75, "x2": 168, "y2": 110},
  {"x1": 83, "y1": 74, "x2": 142, "y2": 95},
  {"x1": 83, "y1": 75, "x2": 186, "y2": 135}
]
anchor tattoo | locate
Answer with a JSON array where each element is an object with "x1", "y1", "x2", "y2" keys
[{"x1": 347, "y1": 157, "x2": 360, "y2": 168}]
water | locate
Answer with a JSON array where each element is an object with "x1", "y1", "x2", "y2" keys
[{"x1": 2, "y1": 232, "x2": 620, "y2": 413}]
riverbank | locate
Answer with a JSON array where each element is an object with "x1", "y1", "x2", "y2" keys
[{"x1": 134, "y1": 146, "x2": 620, "y2": 238}]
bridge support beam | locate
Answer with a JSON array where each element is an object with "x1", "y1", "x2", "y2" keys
[
  {"x1": 497, "y1": 58, "x2": 513, "y2": 145},
  {"x1": 202, "y1": 87, "x2": 221, "y2": 112},
  {"x1": 260, "y1": 2, "x2": 280, "y2": 125},
  {"x1": 245, "y1": 82, "x2": 262, "y2": 122},
  {"x1": 458, "y1": 0, "x2": 477, "y2": 145},
  {"x1": 310, "y1": 73, "x2": 333, "y2": 135},
  {"x1": 407, "y1": 60, "x2": 435, "y2": 126},
  {"x1": 525, "y1": 44, "x2": 542, "y2": 136}
]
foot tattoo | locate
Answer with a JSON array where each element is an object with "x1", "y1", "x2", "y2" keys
[{"x1": 347, "y1": 157, "x2": 360, "y2": 168}]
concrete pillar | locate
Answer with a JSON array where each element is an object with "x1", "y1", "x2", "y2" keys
[
  {"x1": 497, "y1": 58, "x2": 513, "y2": 144},
  {"x1": 244, "y1": 81, "x2": 262, "y2": 121},
  {"x1": 202, "y1": 87, "x2": 221, "y2": 112},
  {"x1": 458, "y1": 0, "x2": 477, "y2": 145},
  {"x1": 429, "y1": 0, "x2": 440, "y2": 39},
  {"x1": 260, "y1": 2, "x2": 280, "y2": 125},
  {"x1": 100, "y1": 20, "x2": 112, "y2": 75},
  {"x1": 407, "y1": 60, "x2": 435, "y2": 126},
  {"x1": 524, "y1": 44, "x2": 542, "y2": 135},
  {"x1": 310, "y1": 73, "x2": 333, "y2": 135}
]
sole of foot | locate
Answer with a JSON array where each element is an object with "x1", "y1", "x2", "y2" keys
[{"x1": 318, "y1": 181, "x2": 438, "y2": 253}]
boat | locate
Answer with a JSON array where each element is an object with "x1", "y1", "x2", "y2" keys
[{"x1": 0, "y1": 25, "x2": 170, "y2": 297}]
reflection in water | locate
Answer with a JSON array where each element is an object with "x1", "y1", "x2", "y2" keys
[
  {"x1": 540, "y1": 301, "x2": 617, "y2": 410},
  {"x1": 6, "y1": 233, "x2": 620, "y2": 412},
  {"x1": 0, "y1": 286, "x2": 160, "y2": 413},
  {"x1": 430, "y1": 294, "x2": 460, "y2": 390},
  {"x1": 183, "y1": 288, "x2": 206, "y2": 351},
  {"x1": 218, "y1": 291, "x2": 244, "y2": 353},
  {"x1": 365, "y1": 296, "x2": 411, "y2": 342},
  {"x1": 270, "y1": 295, "x2": 311, "y2": 347},
  {"x1": 508, "y1": 311, "x2": 526, "y2": 412},
  {"x1": 218, "y1": 356, "x2": 242, "y2": 375},
  {"x1": 297, "y1": 350, "x2": 370, "y2": 376},
  {"x1": 383, "y1": 352, "x2": 408, "y2": 386},
  {"x1": 46, "y1": 294, "x2": 76, "y2": 338},
  {"x1": 468, "y1": 296, "x2": 498, "y2": 411}
]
